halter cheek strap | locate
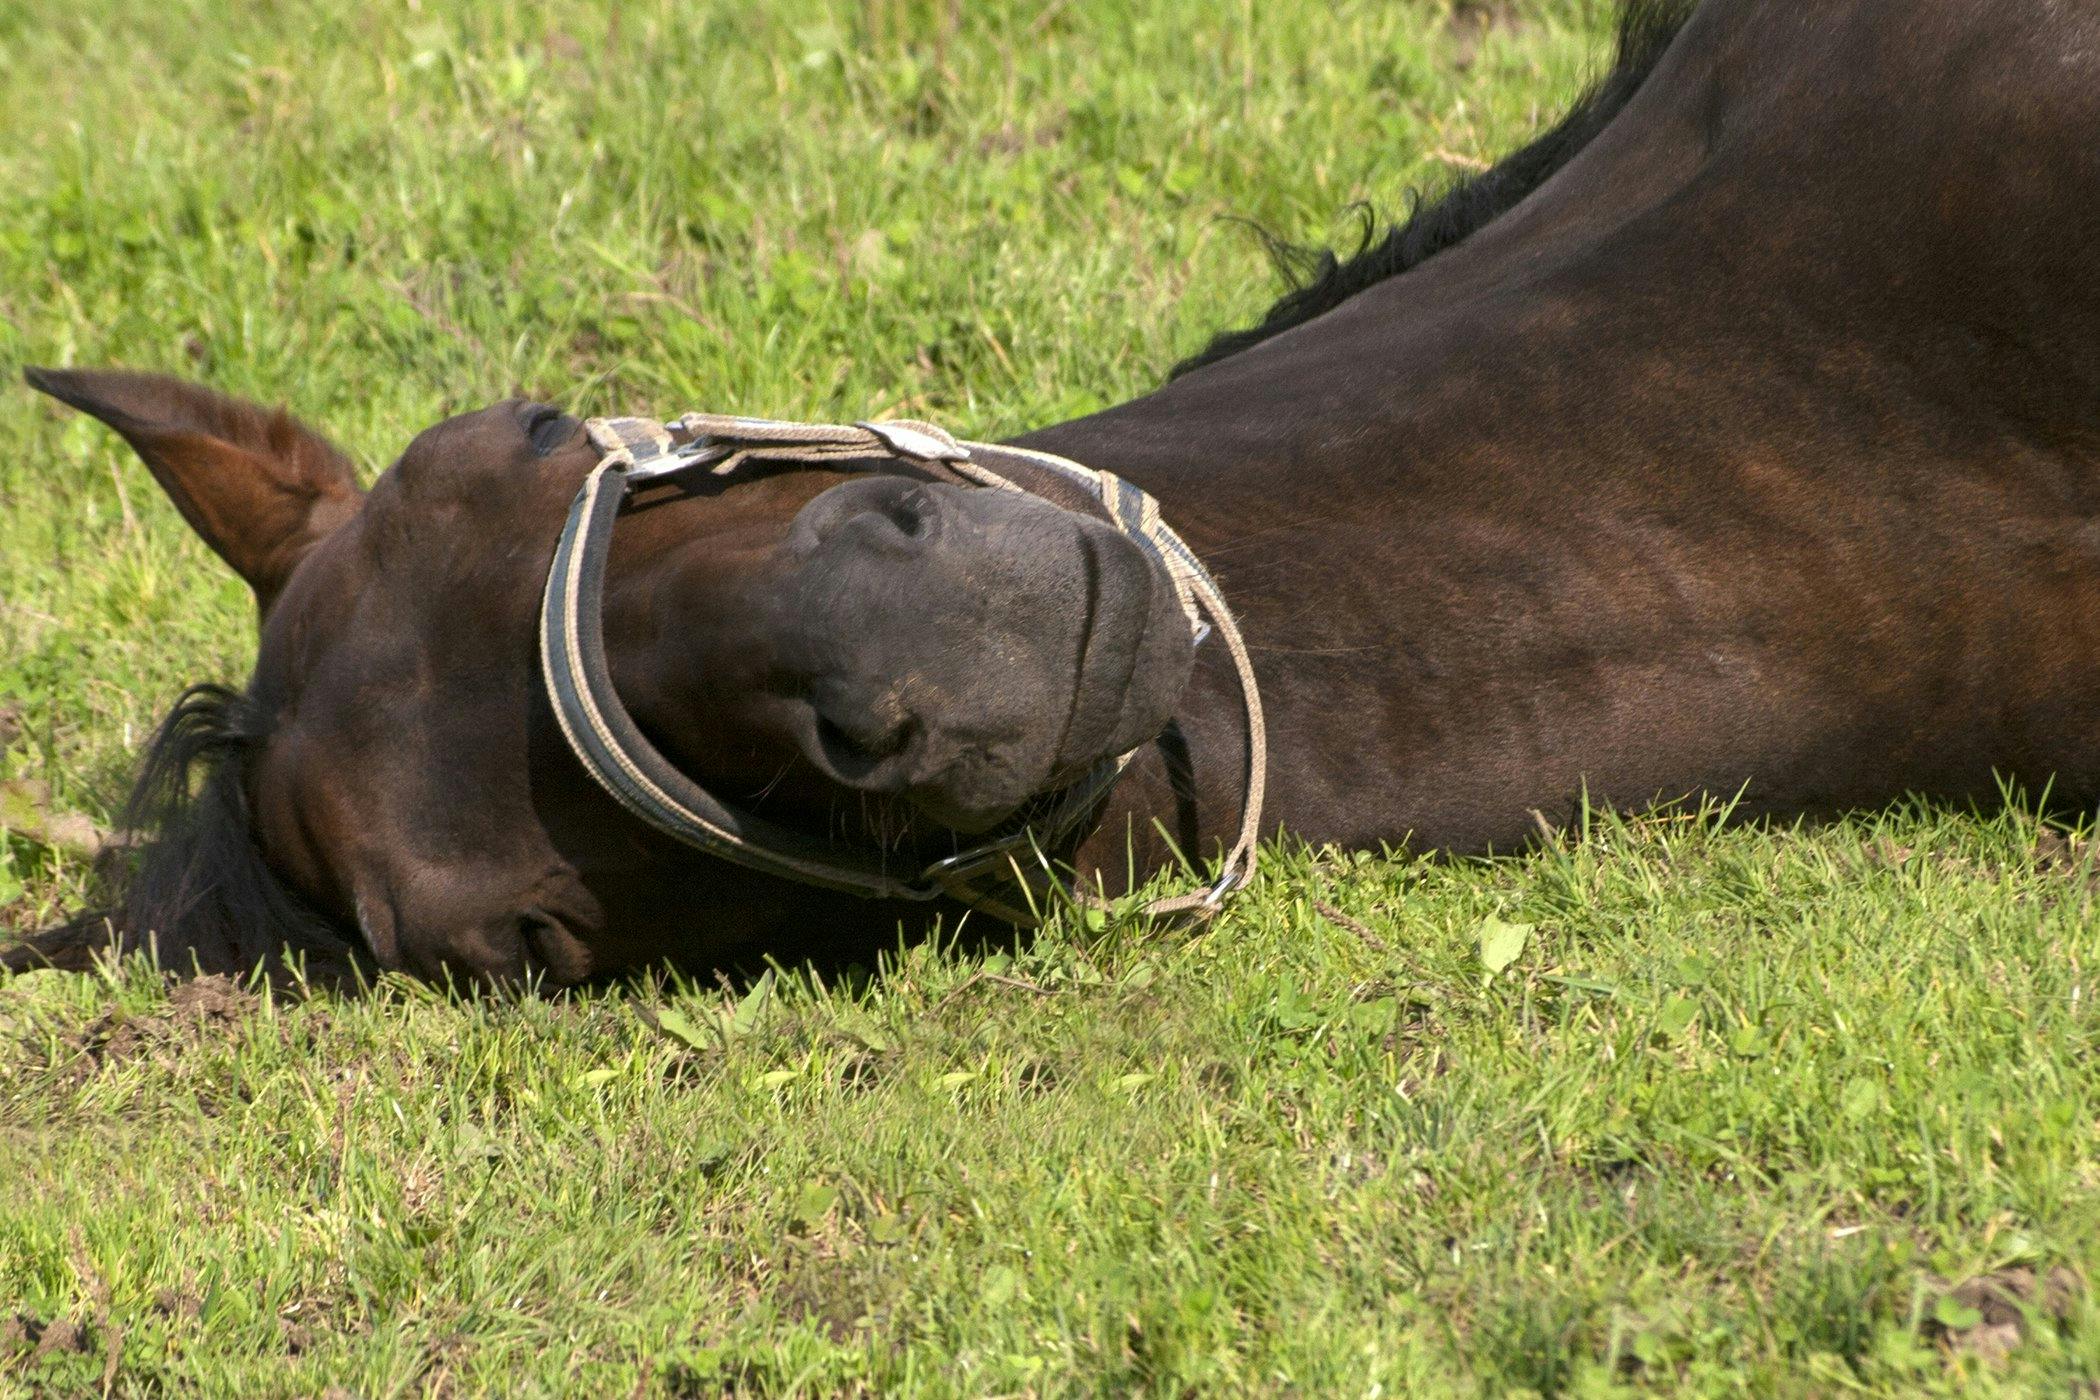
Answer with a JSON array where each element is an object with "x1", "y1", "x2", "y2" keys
[{"x1": 538, "y1": 411, "x2": 1267, "y2": 924}]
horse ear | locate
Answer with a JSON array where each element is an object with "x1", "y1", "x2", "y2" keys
[{"x1": 25, "y1": 366, "x2": 363, "y2": 608}]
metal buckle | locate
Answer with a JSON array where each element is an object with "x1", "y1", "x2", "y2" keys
[
  {"x1": 914, "y1": 835, "x2": 1034, "y2": 900},
  {"x1": 914, "y1": 840, "x2": 1051, "y2": 924},
  {"x1": 621, "y1": 433, "x2": 736, "y2": 487},
  {"x1": 907, "y1": 755, "x2": 1124, "y2": 913}
]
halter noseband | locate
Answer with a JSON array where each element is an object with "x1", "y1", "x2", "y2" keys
[{"x1": 539, "y1": 411, "x2": 1266, "y2": 924}]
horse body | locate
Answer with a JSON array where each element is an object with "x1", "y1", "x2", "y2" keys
[
  {"x1": 16, "y1": 0, "x2": 2100, "y2": 984},
  {"x1": 1049, "y1": 0, "x2": 2100, "y2": 872}
]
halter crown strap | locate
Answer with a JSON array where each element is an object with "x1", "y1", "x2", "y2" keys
[{"x1": 539, "y1": 411, "x2": 1267, "y2": 922}]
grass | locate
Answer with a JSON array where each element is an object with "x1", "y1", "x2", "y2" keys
[{"x1": 2, "y1": 0, "x2": 2096, "y2": 1393}]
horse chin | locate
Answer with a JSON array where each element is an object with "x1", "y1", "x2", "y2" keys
[
  {"x1": 902, "y1": 746, "x2": 1129, "y2": 837},
  {"x1": 904, "y1": 789, "x2": 1018, "y2": 837}
]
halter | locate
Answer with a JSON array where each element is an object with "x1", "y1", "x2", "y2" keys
[{"x1": 539, "y1": 411, "x2": 1267, "y2": 924}]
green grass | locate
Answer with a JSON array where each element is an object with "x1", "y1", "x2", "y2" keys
[{"x1": 3, "y1": 0, "x2": 2097, "y2": 1393}]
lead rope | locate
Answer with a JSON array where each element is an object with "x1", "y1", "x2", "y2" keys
[{"x1": 543, "y1": 411, "x2": 1267, "y2": 923}]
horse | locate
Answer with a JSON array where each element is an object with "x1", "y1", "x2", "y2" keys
[{"x1": 12, "y1": 0, "x2": 2100, "y2": 986}]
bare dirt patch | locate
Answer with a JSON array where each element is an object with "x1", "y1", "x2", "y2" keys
[
  {"x1": 0, "y1": 1312, "x2": 92, "y2": 1363},
  {"x1": 60, "y1": 975, "x2": 259, "y2": 1077},
  {"x1": 1929, "y1": 1266, "x2": 2082, "y2": 1365},
  {"x1": 2031, "y1": 828, "x2": 2100, "y2": 884},
  {"x1": 0, "y1": 777, "x2": 111, "y2": 858}
]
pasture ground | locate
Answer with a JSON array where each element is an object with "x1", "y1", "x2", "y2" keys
[{"x1": 3, "y1": 0, "x2": 2098, "y2": 1393}]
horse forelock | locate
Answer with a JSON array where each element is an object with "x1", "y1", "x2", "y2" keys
[{"x1": 4, "y1": 684, "x2": 364, "y2": 986}]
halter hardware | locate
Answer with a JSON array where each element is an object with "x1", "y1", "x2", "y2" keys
[{"x1": 539, "y1": 411, "x2": 1267, "y2": 924}]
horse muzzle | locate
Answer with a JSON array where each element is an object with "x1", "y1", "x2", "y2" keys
[{"x1": 772, "y1": 473, "x2": 1197, "y2": 831}]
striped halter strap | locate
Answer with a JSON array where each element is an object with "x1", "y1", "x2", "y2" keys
[{"x1": 539, "y1": 410, "x2": 1266, "y2": 924}]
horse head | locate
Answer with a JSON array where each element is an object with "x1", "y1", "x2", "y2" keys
[{"x1": 19, "y1": 369, "x2": 1197, "y2": 983}]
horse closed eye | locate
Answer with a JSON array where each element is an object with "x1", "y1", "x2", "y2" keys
[{"x1": 525, "y1": 407, "x2": 578, "y2": 456}]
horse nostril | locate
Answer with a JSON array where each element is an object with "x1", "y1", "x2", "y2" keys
[
  {"x1": 814, "y1": 708, "x2": 919, "y2": 778},
  {"x1": 795, "y1": 475, "x2": 952, "y2": 553},
  {"x1": 873, "y1": 484, "x2": 934, "y2": 540}
]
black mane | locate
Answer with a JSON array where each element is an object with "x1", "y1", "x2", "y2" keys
[
  {"x1": 1174, "y1": 0, "x2": 1695, "y2": 376},
  {"x1": 2, "y1": 685, "x2": 361, "y2": 986}
]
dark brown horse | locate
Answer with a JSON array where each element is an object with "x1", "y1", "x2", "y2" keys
[{"x1": 14, "y1": 0, "x2": 2100, "y2": 985}]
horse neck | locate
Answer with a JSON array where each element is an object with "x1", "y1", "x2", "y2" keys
[{"x1": 1005, "y1": 376, "x2": 1368, "y2": 883}]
